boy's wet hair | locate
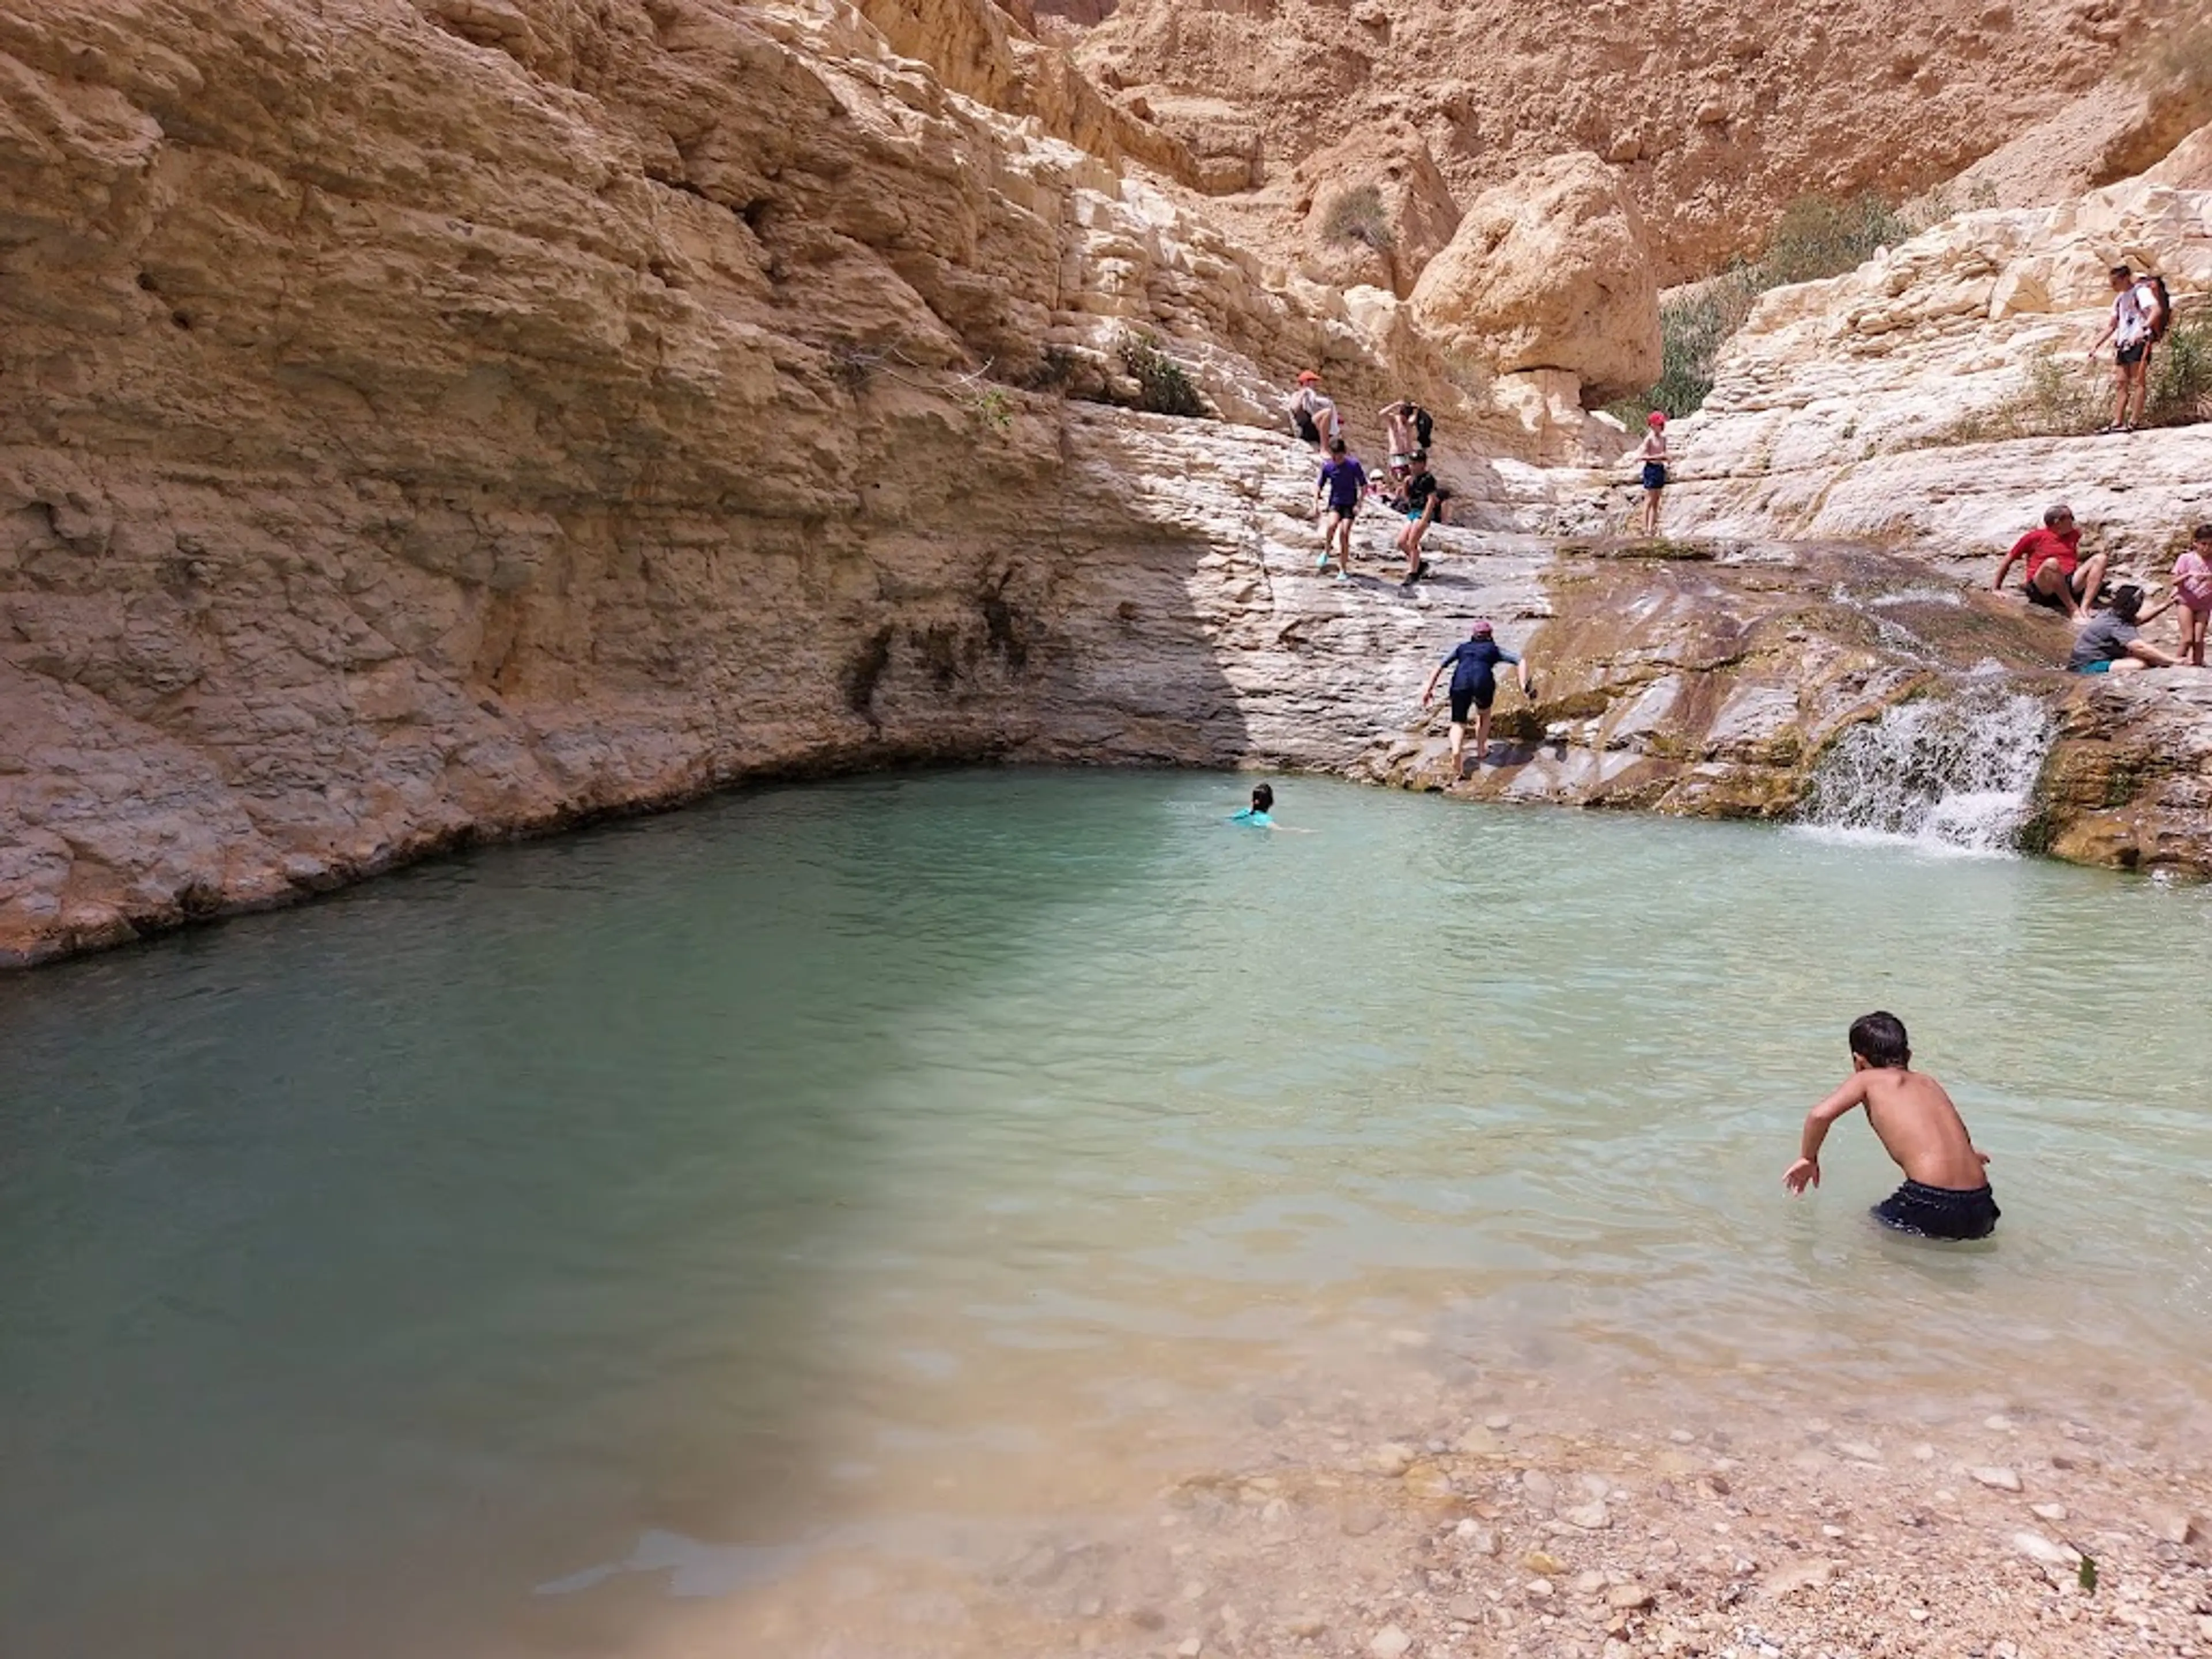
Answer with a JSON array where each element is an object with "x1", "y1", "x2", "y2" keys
[
  {"x1": 2194, "y1": 523, "x2": 2212, "y2": 542},
  {"x1": 2111, "y1": 584, "x2": 2145, "y2": 622},
  {"x1": 1251, "y1": 782, "x2": 1275, "y2": 812},
  {"x1": 1849, "y1": 1011, "x2": 1911, "y2": 1069},
  {"x1": 2043, "y1": 502, "x2": 2073, "y2": 527},
  {"x1": 1328, "y1": 437, "x2": 1346, "y2": 455}
]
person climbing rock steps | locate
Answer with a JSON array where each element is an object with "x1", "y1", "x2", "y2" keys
[
  {"x1": 1419, "y1": 619, "x2": 1532, "y2": 777},
  {"x1": 1395, "y1": 450, "x2": 1451, "y2": 586},
  {"x1": 1285, "y1": 370, "x2": 1340, "y2": 452},
  {"x1": 1377, "y1": 398, "x2": 1430, "y2": 485},
  {"x1": 1314, "y1": 437, "x2": 1367, "y2": 579}
]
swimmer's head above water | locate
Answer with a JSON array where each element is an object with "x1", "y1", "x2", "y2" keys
[
  {"x1": 1249, "y1": 783, "x2": 1275, "y2": 815},
  {"x1": 1849, "y1": 1010, "x2": 1910, "y2": 1070}
]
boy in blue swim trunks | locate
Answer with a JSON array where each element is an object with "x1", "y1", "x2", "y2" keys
[
  {"x1": 1783, "y1": 1012, "x2": 1999, "y2": 1241},
  {"x1": 1631, "y1": 411, "x2": 1670, "y2": 537}
]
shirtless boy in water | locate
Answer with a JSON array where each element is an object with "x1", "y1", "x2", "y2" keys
[{"x1": 1783, "y1": 1011, "x2": 1999, "y2": 1240}]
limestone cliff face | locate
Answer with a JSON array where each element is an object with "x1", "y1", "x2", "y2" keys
[
  {"x1": 1538, "y1": 165, "x2": 2212, "y2": 877},
  {"x1": 0, "y1": 0, "x2": 1480, "y2": 964},
  {"x1": 1598, "y1": 174, "x2": 2212, "y2": 571},
  {"x1": 3, "y1": 0, "x2": 2208, "y2": 969},
  {"x1": 1077, "y1": 0, "x2": 2179, "y2": 283}
]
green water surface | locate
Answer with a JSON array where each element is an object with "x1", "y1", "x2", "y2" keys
[{"x1": 2, "y1": 771, "x2": 2207, "y2": 1657}]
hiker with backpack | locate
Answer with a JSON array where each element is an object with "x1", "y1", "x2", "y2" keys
[
  {"x1": 2089, "y1": 264, "x2": 2168, "y2": 433},
  {"x1": 1286, "y1": 370, "x2": 1341, "y2": 452}
]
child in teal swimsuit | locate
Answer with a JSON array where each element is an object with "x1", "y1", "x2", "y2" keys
[{"x1": 1230, "y1": 783, "x2": 1275, "y2": 827}]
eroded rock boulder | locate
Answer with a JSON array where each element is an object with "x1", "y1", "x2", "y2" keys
[
  {"x1": 1293, "y1": 127, "x2": 1461, "y2": 300},
  {"x1": 1410, "y1": 153, "x2": 1660, "y2": 403}
]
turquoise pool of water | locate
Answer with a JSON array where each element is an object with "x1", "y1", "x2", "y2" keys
[{"x1": 2, "y1": 771, "x2": 2207, "y2": 1657}]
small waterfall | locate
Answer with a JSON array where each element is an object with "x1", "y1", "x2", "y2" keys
[{"x1": 1796, "y1": 690, "x2": 2054, "y2": 855}]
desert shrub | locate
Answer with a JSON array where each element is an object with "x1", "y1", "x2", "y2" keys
[
  {"x1": 1925, "y1": 308, "x2": 2212, "y2": 446},
  {"x1": 827, "y1": 340, "x2": 877, "y2": 395},
  {"x1": 1117, "y1": 330, "x2": 1208, "y2": 418},
  {"x1": 1020, "y1": 344, "x2": 1084, "y2": 394},
  {"x1": 967, "y1": 385, "x2": 1015, "y2": 431},
  {"x1": 1755, "y1": 192, "x2": 1912, "y2": 288},
  {"x1": 1609, "y1": 193, "x2": 1908, "y2": 422},
  {"x1": 2147, "y1": 309, "x2": 2212, "y2": 427},
  {"x1": 1608, "y1": 271, "x2": 1759, "y2": 423},
  {"x1": 2135, "y1": 9, "x2": 2212, "y2": 103},
  {"x1": 1319, "y1": 184, "x2": 1394, "y2": 252},
  {"x1": 1924, "y1": 347, "x2": 2105, "y2": 446}
]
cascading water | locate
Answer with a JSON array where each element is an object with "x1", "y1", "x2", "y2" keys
[{"x1": 1796, "y1": 689, "x2": 2055, "y2": 854}]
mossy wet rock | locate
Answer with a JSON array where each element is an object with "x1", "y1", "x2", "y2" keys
[
  {"x1": 2034, "y1": 675, "x2": 2212, "y2": 876},
  {"x1": 1373, "y1": 543, "x2": 2069, "y2": 822}
]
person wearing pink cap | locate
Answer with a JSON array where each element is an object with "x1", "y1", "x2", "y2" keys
[
  {"x1": 1633, "y1": 411, "x2": 1670, "y2": 537},
  {"x1": 1419, "y1": 619, "x2": 1533, "y2": 777}
]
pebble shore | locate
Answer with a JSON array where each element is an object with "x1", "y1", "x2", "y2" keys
[{"x1": 704, "y1": 1366, "x2": 2212, "y2": 1659}]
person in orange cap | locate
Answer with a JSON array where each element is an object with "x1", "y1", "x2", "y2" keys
[{"x1": 1284, "y1": 370, "x2": 1339, "y2": 453}]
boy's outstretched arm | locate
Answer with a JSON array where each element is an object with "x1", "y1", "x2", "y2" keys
[{"x1": 1783, "y1": 1076, "x2": 1868, "y2": 1195}]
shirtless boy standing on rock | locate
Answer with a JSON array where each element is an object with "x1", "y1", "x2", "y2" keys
[{"x1": 1784, "y1": 1011, "x2": 1999, "y2": 1240}]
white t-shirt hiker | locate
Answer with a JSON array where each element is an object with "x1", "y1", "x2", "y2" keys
[{"x1": 2113, "y1": 279, "x2": 2160, "y2": 353}]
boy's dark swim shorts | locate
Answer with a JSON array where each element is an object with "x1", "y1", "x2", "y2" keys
[{"x1": 1872, "y1": 1180, "x2": 2000, "y2": 1240}]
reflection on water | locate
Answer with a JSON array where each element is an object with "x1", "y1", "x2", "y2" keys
[{"x1": 1, "y1": 770, "x2": 2209, "y2": 1658}]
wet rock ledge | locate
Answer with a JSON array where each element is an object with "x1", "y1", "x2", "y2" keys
[{"x1": 5, "y1": 412, "x2": 2210, "y2": 969}]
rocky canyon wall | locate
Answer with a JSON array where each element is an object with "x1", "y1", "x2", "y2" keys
[
  {"x1": 1075, "y1": 0, "x2": 2188, "y2": 285},
  {"x1": 0, "y1": 0, "x2": 1483, "y2": 965},
  {"x1": 1607, "y1": 172, "x2": 2212, "y2": 574},
  {"x1": 4, "y1": 0, "x2": 2210, "y2": 969}
]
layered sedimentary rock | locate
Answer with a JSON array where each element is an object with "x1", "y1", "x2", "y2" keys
[
  {"x1": 1287, "y1": 126, "x2": 1461, "y2": 300},
  {"x1": 1596, "y1": 175, "x2": 2212, "y2": 572},
  {"x1": 1078, "y1": 0, "x2": 2171, "y2": 282},
  {"x1": 1410, "y1": 153, "x2": 1661, "y2": 404},
  {"x1": 3, "y1": 0, "x2": 2209, "y2": 971},
  {"x1": 0, "y1": 0, "x2": 1468, "y2": 965}
]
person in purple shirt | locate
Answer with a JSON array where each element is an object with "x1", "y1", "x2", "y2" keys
[
  {"x1": 1314, "y1": 436, "x2": 1367, "y2": 579},
  {"x1": 1419, "y1": 619, "x2": 1534, "y2": 777}
]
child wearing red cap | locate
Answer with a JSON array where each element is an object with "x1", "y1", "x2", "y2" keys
[{"x1": 1634, "y1": 411, "x2": 1669, "y2": 537}]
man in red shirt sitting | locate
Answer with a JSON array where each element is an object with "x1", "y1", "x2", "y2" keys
[{"x1": 1992, "y1": 503, "x2": 2107, "y2": 623}]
